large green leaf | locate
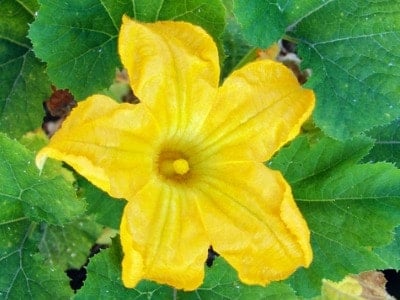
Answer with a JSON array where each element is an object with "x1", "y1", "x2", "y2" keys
[
  {"x1": 29, "y1": 0, "x2": 226, "y2": 100},
  {"x1": 28, "y1": 0, "x2": 121, "y2": 100},
  {"x1": 0, "y1": 204, "x2": 72, "y2": 299},
  {"x1": 0, "y1": 0, "x2": 51, "y2": 138},
  {"x1": 0, "y1": 133, "x2": 85, "y2": 225},
  {"x1": 295, "y1": 1, "x2": 400, "y2": 139},
  {"x1": 233, "y1": 0, "x2": 400, "y2": 139},
  {"x1": 0, "y1": 132, "x2": 99, "y2": 297},
  {"x1": 270, "y1": 133, "x2": 400, "y2": 297}
]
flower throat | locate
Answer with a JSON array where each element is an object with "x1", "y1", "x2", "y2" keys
[{"x1": 158, "y1": 151, "x2": 190, "y2": 179}]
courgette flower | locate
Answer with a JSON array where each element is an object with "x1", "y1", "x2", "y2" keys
[{"x1": 36, "y1": 16, "x2": 315, "y2": 290}]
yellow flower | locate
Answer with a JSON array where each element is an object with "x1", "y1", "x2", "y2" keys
[{"x1": 36, "y1": 16, "x2": 315, "y2": 290}]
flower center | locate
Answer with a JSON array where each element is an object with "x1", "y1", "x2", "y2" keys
[
  {"x1": 158, "y1": 152, "x2": 190, "y2": 179},
  {"x1": 172, "y1": 159, "x2": 190, "y2": 175}
]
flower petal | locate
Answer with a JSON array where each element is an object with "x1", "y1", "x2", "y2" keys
[
  {"x1": 36, "y1": 95, "x2": 160, "y2": 200},
  {"x1": 119, "y1": 16, "x2": 219, "y2": 136},
  {"x1": 199, "y1": 60, "x2": 315, "y2": 162},
  {"x1": 196, "y1": 162, "x2": 312, "y2": 285},
  {"x1": 120, "y1": 178, "x2": 209, "y2": 290}
]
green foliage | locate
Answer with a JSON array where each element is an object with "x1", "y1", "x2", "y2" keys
[
  {"x1": 233, "y1": 0, "x2": 284, "y2": 48},
  {"x1": 77, "y1": 176, "x2": 126, "y2": 230},
  {"x1": 28, "y1": 0, "x2": 121, "y2": 100},
  {"x1": 220, "y1": 15, "x2": 253, "y2": 79},
  {"x1": 364, "y1": 118, "x2": 400, "y2": 167},
  {"x1": 76, "y1": 241, "x2": 296, "y2": 299},
  {"x1": 0, "y1": 133, "x2": 85, "y2": 224},
  {"x1": 0, "y1": 190, "x2": 71, "y2": 299},
  {"x1": 0, "y1": 194, "x2": 95, "y2": 299},
  {"x1": 296, "y1": 1, "x2": 400, "y2": 140},
  {"x1": 130, "y1": 0, "x2": 226, "y2": 40},
  {"x1": 375, "y1": 226, "x2": 400, "y2": 270},
  {"x1": 0, "y1": 0, "x2": 51, "y2": 138},
  {"x1": 29, "y1": 0, "x2": 226, "y2": 99},
  {"x1": 0, "y1": 218, "x2": 73, "y2": 300},
  {"x1": 234, "y1": 0, "x2": 400, "y2": 140},
  {"x1": 0, "y1": 133, "x2": 100, "y2": 297},
  {"x1": 270, "y1": 133, "x2": 400, "y2": 297},
  {"x1": 75, "y1": 241, "x2": 173, "y2": 299},
  {"x1": 1, "y1": 0, "x2": 399, "y2": 298},
  {"x1": 34, "y1": 218, "x2": 102, "y2": 270}
]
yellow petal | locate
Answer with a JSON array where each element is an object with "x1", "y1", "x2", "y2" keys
[
  {"x1": 199, "y1": 60, "x2": 315, "y2": 163},
  {"x1": 120, "y1": 179, "x2": 209, "y2": 290},
  {"x1": 120, "y1": 213, "x2": 144, "y2": 288},
  {"x1": 119, "y1": 16, "x2": 219, "y2": 136},
  {"x1": 36, "y1": 95, "x2": 160, "y2": 200},
  {"x1": 196, "y1": 162, "x2": 312, "y2": 285}
]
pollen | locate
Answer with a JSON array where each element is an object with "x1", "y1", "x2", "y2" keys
[{"x1": 173, "y1": 159, "x2": 190, "y2": 175}]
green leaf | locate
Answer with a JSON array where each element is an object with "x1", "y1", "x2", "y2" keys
[
  {"x1": 33, "y1": 218, "x2": 102, "y2": 269},
  {"x1": 0, "y1": 205, "x2": 72, "y2": 299},
  {"x1": 19, "y1": 130, "x2": 76, "y2": 183},
  {"x1": 270, "y1": 133, "x2": 400, "y2": 297},
  {"x1": 294, "y1": 1, "x2": 400, "y2": 139},
  {"x1": 233, "y1": 0, "x2": 285, "y2": 48},
  {"x1": 75, "y1": 240, "x2": 173, "y2": 299},
  {"x1": 131, "y1": 0, "x2": 226, "y2": 41},
  {"x1": 364, "y1": 118, "x2": 400, "y2": 167},
  {"x1": 28, "y1": 0, "x2": 121, "y2": 100},
  {"x1": 0, "y1": 133, "x2": 85, "y2": 225},
  {"x1": 0, "y1": 0, "x2": 35, "y2": 53},
  {"x1": 0, "y1": 132, "x2": 98, "y2": 295},
  {"x1": 77, "y1": 176, "x2": 125, "y2": 230},
  {"x1": 29, "y1": 0, "x2": 226, "y2": 100},
  {"x1": 269, "y1": 133, "x2": 374, "y2": 184},
  {"x1": 0, "y1": 0, "x2": 51, "y2": 138},
  {"x1": 233, "y1": 0, "x2": 400, "y2": 139},
  {"x1": 233, "y1": 0, "x2": 330, "y2": 48}
]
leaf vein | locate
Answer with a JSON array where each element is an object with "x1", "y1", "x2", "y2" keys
[
  {"x1": 287, "y1": 0, "x2": 336, "y2": 31},
  {"x1": 99, "y1": 0, "x2": 118, "y2": 31}
]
